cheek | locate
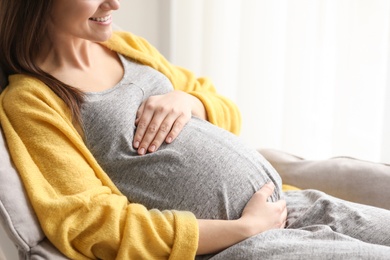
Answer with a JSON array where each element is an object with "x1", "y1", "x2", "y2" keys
[
  {"x1": 53, "y1": 9, "x2": 94, "y2": 30},
  {"x1": 54, "y1": 2, "x2": 94, "y2": 22}
]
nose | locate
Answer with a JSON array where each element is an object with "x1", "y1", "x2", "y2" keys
[{"x1": 101, "y1": 0, "x2": 120, "y2": 11}]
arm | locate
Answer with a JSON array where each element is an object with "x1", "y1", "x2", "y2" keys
[
  {"x1": 0, "y1": 79, "x2": 198, "y2": 260},
  {"x1": 197, "y1": 183, "x2": 287, "y2": 255}
]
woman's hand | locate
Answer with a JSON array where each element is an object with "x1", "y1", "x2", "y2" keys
[
  {"x1": 239, "y1": 182, "x2": 287, "y2": 236},
  {"x1": 133, "y1": 90, "x2": 207, "y2": 155},
  {"x1": 197, "y1": 183, "x2": 287, "y2": 255}
]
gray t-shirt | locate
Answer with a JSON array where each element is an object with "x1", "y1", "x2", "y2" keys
[{"x1": 81, "y1": 55, "x2": 282, "y2": 220}]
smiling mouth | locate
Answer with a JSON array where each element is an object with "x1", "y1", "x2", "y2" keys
[{"x1": 89, "y1": 15, "x2": 111, "y2": 22}]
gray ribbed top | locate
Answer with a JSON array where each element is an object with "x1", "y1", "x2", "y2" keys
[{"x1": 81, "y1": 55, "x2": 282, "y2": 220}]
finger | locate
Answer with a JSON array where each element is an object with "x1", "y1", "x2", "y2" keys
[
  {"x1": 137, "y1": 111, "x2": 167, "y2": 155},
  {"x1": 277, "y1": 200, "x2": 288, "y2": 228},
  {"x1": 165, "y1": 113, "x2": 189, "y2": 144},
  {"x1": 282, "y1": 201, "x2": 288, "y2": 226},
  {"x1": 146, "y1": 114, "x2": 176, "y2": 152},
  {"x1": 280, "y1": 220, "x2": 287, "y2": 229},
  {"x1": 258, "y1": 182, "x2": 275, "y2": 198},
  {"x1": 135, "y1": 102, "x2": 145, "y2": 125},
  {"x1": 146, "y1": 110, "x2": 190, "y2": 152},
  {"x1": 133, "y1": 108, "x2": 154, "y2": 150}
]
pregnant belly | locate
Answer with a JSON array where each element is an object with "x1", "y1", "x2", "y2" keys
[{"x1": 100, "y1": 118, "x2": 282, "y2": 220}]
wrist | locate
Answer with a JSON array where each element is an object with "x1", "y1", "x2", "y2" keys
[
  {"x1": 234, "y1": 218, "x2": 255, "y2": 240},
  {"x1": 188, "y1": 94, "x2": 207, "y2": 120}
]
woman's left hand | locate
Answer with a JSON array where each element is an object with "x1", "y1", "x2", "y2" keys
[{"x1": 133, "y1": 90, "x2": 206, "y2": 155}]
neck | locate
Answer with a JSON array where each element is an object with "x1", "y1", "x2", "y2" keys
[{"x1": 37, "y1": 35, "x2": 98, "y2": 74}]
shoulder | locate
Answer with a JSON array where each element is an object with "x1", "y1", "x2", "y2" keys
[
  {"x1": 0, "y1": 74, "x2": 70, "y2": 120},
  {"x1": 2, "y1": 74, "x2": 57, "y2": 105},
  {"x1": 107, "y1": 31, "x2": 151, "y2": 48}
]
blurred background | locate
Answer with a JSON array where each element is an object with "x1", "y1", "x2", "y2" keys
[{"x1": 116, "y1": 0, "x2": 390, "y2": 163}]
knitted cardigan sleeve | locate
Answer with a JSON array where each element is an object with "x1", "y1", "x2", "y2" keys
[{"x1": 0, "y1": 76, "x2": 198, "y2": 260}]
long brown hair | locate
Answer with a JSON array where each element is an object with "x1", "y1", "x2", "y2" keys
[{"x1": 0, "y1": 0, "x2": 84, "y2": 123}]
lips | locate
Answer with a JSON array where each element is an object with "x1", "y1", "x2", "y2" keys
[{"x1": 89, "y1": 15, "x2": 111, "y2": 22}]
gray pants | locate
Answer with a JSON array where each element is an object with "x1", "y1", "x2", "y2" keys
[{"x1": 205, "y1": 190, "x2": 390, "y2": 260}]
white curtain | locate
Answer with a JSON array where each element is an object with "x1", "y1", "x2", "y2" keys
[{"x1": 165, "y1": 0, "x2": 390, "y2": 162}]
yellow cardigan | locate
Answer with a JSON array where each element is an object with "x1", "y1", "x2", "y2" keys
[{"x1": 0, "y1": 31, "x2": 242, "y2": 259}]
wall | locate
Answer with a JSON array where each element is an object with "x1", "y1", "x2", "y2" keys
[{"x1": 113, "y1": 0, "x2": 170, "y2": 57}]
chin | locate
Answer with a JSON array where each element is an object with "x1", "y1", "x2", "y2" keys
[{"x1": 92, "y1": 31, "x2": 113, "y2": 42}]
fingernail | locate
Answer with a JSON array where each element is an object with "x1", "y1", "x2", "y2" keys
[
  {"x1": 166, "y1": 137, "x2": 173, "y2": 143},
  {"x1": 139, "y1": 148, "x2": 145, "y2": 155},
  {"x1": 134, "y1": 141, "x2": 139, "y2": 148},
  {"x1": 149, "y1": 145, "x2": 156, "y2": 152}
]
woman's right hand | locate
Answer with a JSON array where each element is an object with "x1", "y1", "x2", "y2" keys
[{"x1": 197, "y1": 183, "x2": 287, "y2": 255}]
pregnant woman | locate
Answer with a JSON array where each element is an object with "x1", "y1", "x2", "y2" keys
[{"x1": 1, "y1": 0, "x2": 390, "y2": 259}]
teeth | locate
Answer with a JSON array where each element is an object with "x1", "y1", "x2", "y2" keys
[{"x1": 90, "y1": 15, "x2": 110, "y2": 22}]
